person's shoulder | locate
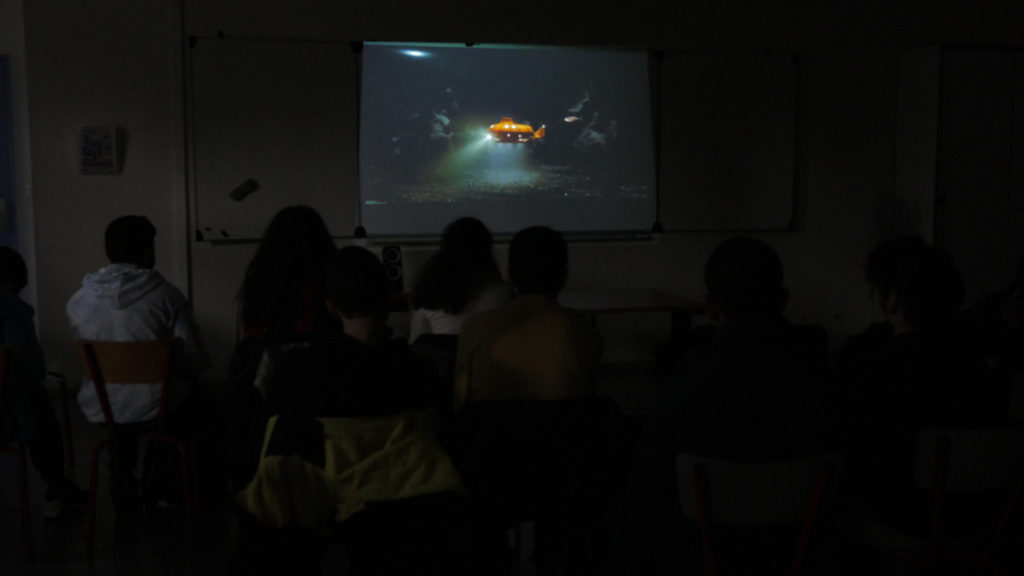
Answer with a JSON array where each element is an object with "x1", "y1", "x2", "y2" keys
[
  {"x1": 461, "y1": 299, "x2": 511, "y2": 332},
  {"x1": 148, "y1": 271, "x2": 185, "y2": 297},
  {"x1": 472, "y1": 281, "x2": 514, "y2": 309},
  {"x1": 0, "y1": 292, "x2": 33, "y2": 322},
  {"x1": 135, "y1": 271, "x2": 192, "y2": 313}
]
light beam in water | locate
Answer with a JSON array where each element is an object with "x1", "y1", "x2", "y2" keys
[{"x1": 434, "y1": 127, "x2": 539, "y2": 192}]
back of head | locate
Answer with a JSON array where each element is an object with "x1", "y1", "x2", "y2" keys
[
  {"x1": 251, "y1": 206, "x2": 334, "y2": 276},
  {"x1": 239, "y1": 205, "x2": 335, "y2": 332},
  {"x1": 105, "y1": 215, "x2": 156, "y2": 267},
  {"x1": 413, "y1": 216, "x2": 500, "y2": 313},
  {"x1": 258, "y1": 205, "x2": 333, "y2": 256},
  {"x1": 441, "y1": 217, "x2": 494, "y2": 258},
  {"x1": 0, "y1": 247, "x2": 28, "y2": 293},
  {"x1": 508, "y1": 226, "x2": 568, "y2": 297},
  {"x1": 866, "y1": 235, "x2": 964, "y2": 330},
  {"x1": 327, "y1": 246, "x2": 390, "y2": 320},
  {"x1": 704, "y1": 236, "x2": 787, "y2": 319}
]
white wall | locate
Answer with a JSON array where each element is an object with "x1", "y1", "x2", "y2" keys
[
  {"x1": 20, "y1": 0, "x2": 1024, "y2": 382},
  {"x1": 23, "y1": 0, "x2": 188, "y2": 379},
  {"x1": 0, "y1": 0, "x2": 36, "y2": 308}
]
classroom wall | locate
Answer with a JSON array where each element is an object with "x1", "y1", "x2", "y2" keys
[
  {"x1": 0, "y1": 0, "x2": 36, "y2": 309},
  {"x1": 23, "y1": 0, "x2": 189, "y2": 378},
  {"x1": 19, "y1": 0, "x2": 1024, "y2": 382}
]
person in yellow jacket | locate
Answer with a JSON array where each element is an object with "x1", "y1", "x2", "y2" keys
[{"x1": 230, "y1": 246, "x2": 467, "y2": 575}]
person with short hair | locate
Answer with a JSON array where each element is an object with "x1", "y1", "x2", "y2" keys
[
  {"x1": 67, "y1": 215, "x2": 204, "y2": 422},
  {"x1": 0, "y1": 246, "x2": 85, "y2": 518},
  {"x1": 629, "y1": 236, "x2": 834, "y2": 574},
  {"x1": 236, "y1": 247, "x2": 441, "y2": 515},
  {"x1": 233, "y1": 245, "x2": 466, "y2": 575},
  {"x1": 453, "y1": 225, "x2": 602, "y2": 409},
  {"x1": 838, "y1": 235, "x2": 1003, "y2": 537},
  {"x1": 675, "y1": 236, "x2": 834, "y2": 460},
  {"x1": 256, "y1": 245, "x2": 432, "y2": 418},
  {"x1": 66, "y1": 215, "x2": 205, "y2": 504}
]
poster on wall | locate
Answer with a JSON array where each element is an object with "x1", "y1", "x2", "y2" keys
[{"x1": 78, "y1": 126, "x2": 122, "y2": 174}]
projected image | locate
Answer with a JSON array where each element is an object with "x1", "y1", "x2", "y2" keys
[{"x1": 359, "y1": 42, "x2": 656, "y2": 236}]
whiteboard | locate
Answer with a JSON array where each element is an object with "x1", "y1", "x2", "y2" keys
[
  {"x1": 189, "y1": 38, "x2": 359, "y2": 240},
  {"x1": 658, "y1": 53, "x2": 797, "y2": 231}
]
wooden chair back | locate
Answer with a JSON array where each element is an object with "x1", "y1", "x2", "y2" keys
[
  {"x1": 676, "y1": 452, "x2": 841, "y2": 576},
  {"x1": 76, "y1": 339, "x2": 182, "y2": 432},
  {"x1": 915, "y1": 427, "x2": 1024, "y2": 561},
  {"x1": 1010, "y1": 372, "x2": 1024, "y2": 424},
  {"x1": 0, "y1": 345, "x2": 11, "y2": 433},
  {"x1": 916, "y1": 428, "x2": 1024, "y2": 493}
]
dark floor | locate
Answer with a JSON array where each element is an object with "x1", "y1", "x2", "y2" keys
[{"x1": 0, "y1": 387, "x2": 234, "y2": 575}]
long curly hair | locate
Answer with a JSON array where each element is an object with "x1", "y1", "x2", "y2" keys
[
  {"x1": 237, "y1": 206, "x2": 335, "y2": 335},
  {"x1": 412, "y1": 217, "x2": 502, "y2": 314}
]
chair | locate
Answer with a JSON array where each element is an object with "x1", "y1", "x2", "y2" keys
[
  {"x1": 76, "y1": 338, "x2": 197, "y2": 559},
  {"x1": 913, "y1": 428, "x2": 1024, "y2": 569},
  {"x1": 1010, "y1": 372, "x2": 1024, "y2": 425},
  {"x1": 0, "y1": 345, "x2": 36, "y2": 561},
  {"x1": 45, "y1": 361, "x2": 76, "y2": 475},
  {"x1": 449, "y1": 396, "x2": 630, "y2": 574},
  {"x1": 675, "y1": 452, "x2": 841, "y2": 576}
]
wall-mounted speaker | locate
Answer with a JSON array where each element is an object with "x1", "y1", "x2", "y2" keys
[{"x1": 382, "y1": 245, "x2": 403, "y2": 293}]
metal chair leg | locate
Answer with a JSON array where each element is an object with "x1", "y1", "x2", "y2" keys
[
  {"x1": 58, "y1": 379, "x2": 75, "y2": 475},
  {"x1": 87, "y1": 438, "x2": 111, "y2": 561},
  {"x1": 14, "y1": 446, "x2": 36, "y2": 561},
  {"x1": 178, "y1": 445, "x2": 196, "y2": 551}
]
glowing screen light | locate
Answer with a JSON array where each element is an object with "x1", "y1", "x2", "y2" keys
[{"x1": 360, "y1": 42, "x2": 657, "y2": 236}]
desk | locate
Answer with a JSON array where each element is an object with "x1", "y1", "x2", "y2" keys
[{"x1": 559, "y1": 289, "x2": 706, "y2": 337}]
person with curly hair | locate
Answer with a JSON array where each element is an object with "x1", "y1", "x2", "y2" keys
[
  {"x1": 408, "y1": 216, "x2": 512, "y2": 343},
  {"x1": 237, "y1": 205, "x2": 336, "y2": 338}
]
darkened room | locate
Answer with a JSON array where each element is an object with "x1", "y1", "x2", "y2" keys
[{"x1": 2, "y1": 1, "x2": 1024, "y2": 574}]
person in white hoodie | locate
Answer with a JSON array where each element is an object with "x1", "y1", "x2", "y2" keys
[{"x1": 67, "y1": 215, "x2": 205, "y2": 503}]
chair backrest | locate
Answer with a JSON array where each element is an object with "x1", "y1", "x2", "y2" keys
[
  {"x1": 676, "y1": 452, "x2": 841, "y2": 525},
  {"x1": 75, "y1": 339, "x2": 182, "y2": 428},
  {"x1": 915, "y1": 428, "x2": 1024, "y2": 492},
  {"x1": 1011, "y1": 372, "x2": 1024, "y2": 424},
  {"x1": 0, "y1": 345, "x2": 12, "y2": 434}
]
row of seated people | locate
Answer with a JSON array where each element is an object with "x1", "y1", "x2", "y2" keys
[
  {"x1": 3, "y1": 205, "x2": 1020, "y2": 572},
  {"x1": 226, "y1": 224, "x2": 621, "y2": 574},
  {"x1": 223, "y1": 207, "x2": 1021, "y2": 574},
  {"x1": 630, "y1": 235, "x2": 1020, "y2": 574}
]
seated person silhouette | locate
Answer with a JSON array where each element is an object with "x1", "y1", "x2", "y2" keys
[
  {"x1": 629, "y1": 236, "x2": 835, "y2": 575},
  {"x1": 449, "y1": 226, "x2": 616, "y2": 574},
  {"x1": 961, "y1": 251, "x2": 1024, "y2": 389},
  {"x1": 837, "y1": 235, "x2": 1005, "y2": 537},
  {"x1": 227, "y1": 206, "x2": 336, "y2": 492},
  {"x1": 674, "y1": 235, "x2": 835, "y2": 460},
  {"x1": 453, "y1": 225, "x2": 601, "y2": 409},
  {"x1": 66, "y1": 215, "x2": 205, "y2": 507},
  {"x1": 0, "y1": 247, "x2": 85, "y2": 519},
  {"x1": 232, "y1": 246, "x2": 467, "y2": 575}
]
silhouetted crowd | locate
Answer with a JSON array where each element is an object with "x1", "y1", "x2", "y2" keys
[{"x1": 2, "y1": 206, "x2": 1022, "y2": 575}]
